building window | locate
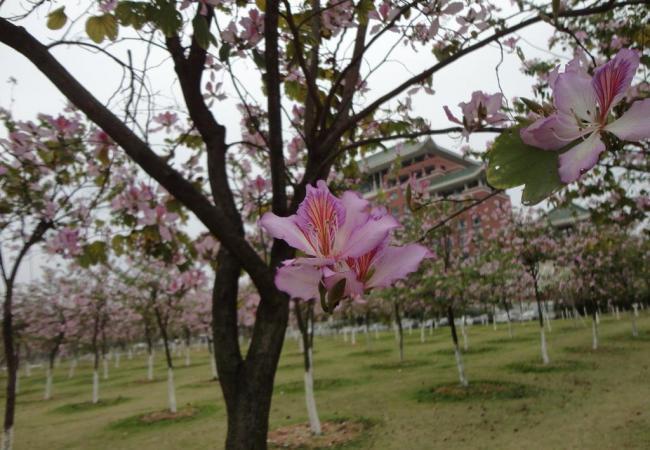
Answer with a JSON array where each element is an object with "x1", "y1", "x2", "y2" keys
[{"x1": 425, "y1": 165, "x2": 434, "y2": 175}]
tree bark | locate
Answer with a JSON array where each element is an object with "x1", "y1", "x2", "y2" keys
[
  {"x1": 447, "y1": 305, "x2": 468, "y2": 387},
  {"x1": 212, "y1": 248, "x2": 289, "y2": 449}
]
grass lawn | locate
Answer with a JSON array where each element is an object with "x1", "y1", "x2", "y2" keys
[{"x1": 4, "y1": 314, "x2": 650, "y2": 449}]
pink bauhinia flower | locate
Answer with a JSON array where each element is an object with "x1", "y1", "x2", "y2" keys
[
  {"x1": 444, "y1": 91, "x2": 507, "y2": 136},
  {"x1": 521, "y1": 48, "x2": 650, "y2": 183},
  {"x1": 260, "y1": 181, "x2": 430, "y2": 304}
]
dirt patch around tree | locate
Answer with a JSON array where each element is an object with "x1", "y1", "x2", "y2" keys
[
  {"x1": 268, "y1": 419, "x2": 367, "y2": 449},
  {"x1": 139, "y1": 406, "x2": 199, "y2": 423}
]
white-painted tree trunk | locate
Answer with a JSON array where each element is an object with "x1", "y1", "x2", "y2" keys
[
  {"x1": 633, "y1": 304, "x2": 639, "y2": 317},
  {"x1": 632, "y1": 314, "x2": 639, "y2": 337},
  {"x1": 147, "y1": 353, "x2": 154, "y2": 381},
  {"x1": 210, "y1": 354, "x2": 218, "y2": 379},
  {"x1": 507, "y1": 316, "x2": 513, "y2": 338},
  {"x1": 1, "y1": 426, "x2": 13, "y2": 450},
  {"x1": 595, "y1": 311, "x2": 600, "y2": 325},
  {"x1": 68, "y1": 358, "x2": 77, "y2": 379},
  {"x1": 544, "y1": 311, "x2": 552, "y2": 332},
  {"x1": 615, "y1": 306, "x2": 620, "y2": 320},
  {"x1": 461, "y1": 317, "x2": 469, "y2": 351},
  {"x1": 103, "y1": 357, "x2": 109, "y2": 380},
  {"x1": 44, "y1": 367, "x2": 53, "y2": 400},
  {"x1": 393, "y1": 322, "x2": 399, "y2": 342},
  {"x1": 92, "y1": 370, "x2": 100, "y2": 404},
  {"x1": 303, "y1": 349, "x2": 321, "y2": 435},
  {"x1": 540, "y1": 328, "x2": 550, "y2": 365},
  {"x1": 420, "y1": 323, "x2": 425, "y2": 343},
  {"x1": 454, "y1": 345, "x2": 468, "y2": 387},
  {"x1": 167, "y1": 368, "x2": 177, "y2": 413},
  {"x1": 184, "y1": 345, "x2": 191, "y2": 367},
  {"x1": 592, "y1": 317, "x2": 599, "y2": 350},
  {"x1": 492, "y1": 306, "x2": 498, "y2": 331},
  {"x1": 351, "y1": 329, "x2": 356, "y2": 345},
  {"x1": 115, "y1": 352, "x2": 120, "y2": 368}
]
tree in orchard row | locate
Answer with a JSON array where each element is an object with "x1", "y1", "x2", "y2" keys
[
  {"x1": 18, "y1": 269, "x2": 75, "y2": 401},
  {"x1": 2, "y1": 0, "x2": 649, "y2": 447},
  {"x1": 0, "y1": 108, "x2": 118, "y2": 450}
]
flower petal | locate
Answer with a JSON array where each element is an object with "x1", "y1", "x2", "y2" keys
[
  {"x1": 553, "y1": 69, "x2": 598, "y2": 123},
  {"x1": 604, "y1": 98, "x2": 650, "y2": 142},
  {"x1": 295, "y1": 180, "x2": 346, "y2": 256},
  {"x1": 274, "y1": 263, "x2": 322, "y2": 301},
  {"x1": 332, "y1": 191, "x2": 370, "y2": 255},
  {"x1": 443, "y1": 105, "x2": 462, "y2": 125},
  {"x1": 259, "y1": 212, "x2": 313, "y2": 254},
  {"x1": 367, "y1": 244, "x2": 432, "y2": 289},
  {"x1": 558, "y1": 133, "x2": 606, "y2": 183},
  {"x1": 341, "y1": 211, "x2": 400, "y2": 259},
  {"x1": 592, "y1": 48, "x2": 639, "y2": 119},
  {"x1": 521, "y1": 114, "x2": 586, "y2": 150}
]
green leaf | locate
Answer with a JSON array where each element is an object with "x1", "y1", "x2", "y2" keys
[
  {"x1": 86, "y1": 14, "x2": 118, "y2": 43},
  {"x1": 486, "y1": 127, "x2": 563, "y2": 205},
  {"x1": 47, "y1": 6, "x2": 68, "y2": 30},
  {"x1": 78, "y1": 241, "x2": 108, "y2": 267},
  {"x1": 153, "y1": 2, "x2": 182, "y2": 37},
  {"x1": 219, "y1": 42, "x2": 231, "y2": 62},
  {"x1": 192, "y1": 15, "x2": 211, "y2": 50}
]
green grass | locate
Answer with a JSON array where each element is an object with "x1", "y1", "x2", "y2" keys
[
  {"x1": 414, "y1": 380, "x2": 539, "y2": 402},
  {"x1": 52, "y1": 396, "x2": 131, "y2": 413},
  {"x1": 504, "y1": 359, "x2": 595, "y2": 374},
  {"x1": 2, "y1": 315, "x2": 650, "y2": 449}
]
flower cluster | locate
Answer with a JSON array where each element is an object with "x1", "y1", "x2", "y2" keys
[
  {"x1": 260, "y1": 181, "x2": 430, "y2": 309},
  {"x1": 444, "y1": 91, "x2": 507, "y2": 137}
]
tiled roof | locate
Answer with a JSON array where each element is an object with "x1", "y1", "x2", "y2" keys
[
  {"x1": 359, "y1": 138, "x2": 479, "y2": 173},
  {"x1": 546, "y1": 203, "x2": 590, "y2": 227}
]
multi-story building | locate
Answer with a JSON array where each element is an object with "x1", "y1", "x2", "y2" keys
[{"x1": 359, "y1": 138, "x2": 511, "y2": 249}]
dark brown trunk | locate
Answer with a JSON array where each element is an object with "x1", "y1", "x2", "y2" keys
[
  {"x1": 212, "y1": 248, "x2": 289, "y2": 449},
  {"x1": 2, "y1": 288, "x2": 17, "y2": 438},
  {"x1": 394, "y1": 301, "x2": 404, "y2": 362},
  {"x1": 447, "y1": 305, "x2": 459, "y2": 349},
  {"x1": 154, "y1": 306, "x2": 174, "y2": 370}
]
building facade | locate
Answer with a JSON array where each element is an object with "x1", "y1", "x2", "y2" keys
[{"x1": 359, "y1": 138, "x2": 511, "y2": 248}]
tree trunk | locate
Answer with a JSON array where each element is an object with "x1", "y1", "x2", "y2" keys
[
  {"x1": 211, "y1": 247, "x2": 289, "y2": 449},
  {"x1": 295, "y1": 301, "x2": 321, "y2": 435},
  {"x1": 591, "y1": 302, "x2": 599, "y2": 350},
  {"x1": 533, "y1": 274, "x2": 550, "y2": 365},
  {"x1": 447, "y1": 305, "x2": 468, "y2": 387},
  {"x1": 92, "y1": 370, "x2": 100, "y2": 404},
  {"x1": 167, "y1": 368, "x2": 177, "y2": 414},
  {"x1": 155, "y1": 306, "x2": 177, "y2": 413},
  {"x1": 2, "y1": 288, "x2": 17, "y2": 450},
  {"x1": 461, "y1": 315, "x2": 469, "y2": 351},
  {"x1": 393, "y1": 302, "x2": 404, "y2": 362},
  {"x1": 504, "y1": 302, "x2": 513, "y2": 338}
]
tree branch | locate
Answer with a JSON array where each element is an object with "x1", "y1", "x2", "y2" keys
[{"x1": 0, "y1": 18, "x2": 272, "y2": 289}]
